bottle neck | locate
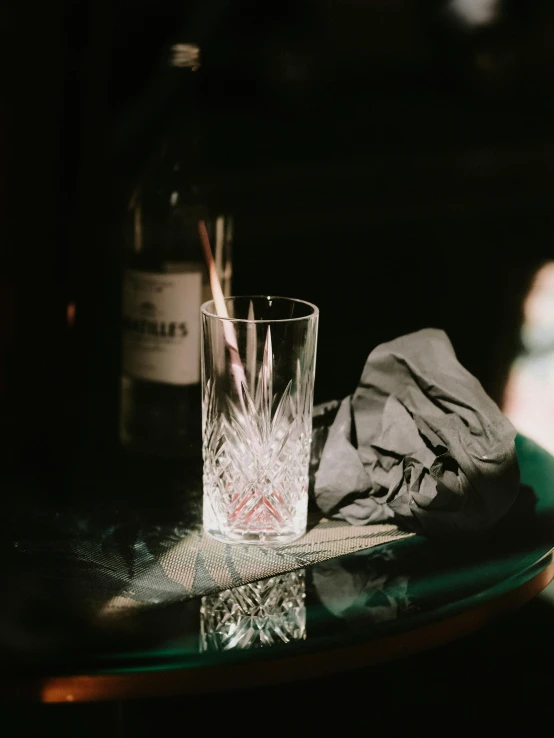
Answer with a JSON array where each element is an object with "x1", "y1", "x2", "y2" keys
[
  {"x1": 166, "y1": 42, "x2": 201, "y2": 109},
  {"x1": 167, "y1": 67, "x2": 200, "y2": 119},
  {"x1": 131, "y1": 43, "x2": 204, "y2": 206},
  {"x1": 134, "y1": 57, "x2": 200, "y2": 182},
  {"x1": 162, "y1": 44, "x2": 202, "y2": 155}
]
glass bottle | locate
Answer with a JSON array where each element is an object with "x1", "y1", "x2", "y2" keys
[{"x1": 119, "y1": 42, "x2": 232, "y2": 458}]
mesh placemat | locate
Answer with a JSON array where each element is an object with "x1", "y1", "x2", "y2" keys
[{"x1": 104, "y1": 518, "x2": 413, "y2": 612}]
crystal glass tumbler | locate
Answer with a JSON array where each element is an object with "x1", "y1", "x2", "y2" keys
[{"x1": 201, "y1": 296, "x2": 319, "y2": 545}]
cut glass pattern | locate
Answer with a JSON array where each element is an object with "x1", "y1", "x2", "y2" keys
[
  {"x1": 199, "y1": 570, "x2": 306, "y2": 651},
  {"x1": 202, "y1": 324, "x2": 314, "y2": 544}
]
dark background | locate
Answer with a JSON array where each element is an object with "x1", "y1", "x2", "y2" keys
[
  {"x1": 3, "y1": 2, "x2": 554, "y2": 733},
  {"x1": 3, "y1": 0, "x2": 554, "y2": 479}
]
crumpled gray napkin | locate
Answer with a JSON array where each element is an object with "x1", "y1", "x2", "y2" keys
[{"x1": 313, "y1": 328, "x2": 520, "y2": 538}]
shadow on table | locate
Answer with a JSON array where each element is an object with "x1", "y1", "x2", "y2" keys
[{"x1": 0, "y1": 427, "x2": 553, "y2": 682}]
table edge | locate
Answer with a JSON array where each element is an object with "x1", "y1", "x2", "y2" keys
[{"x1": 5, "y1": 558, "x2": 553, "y2": 703}]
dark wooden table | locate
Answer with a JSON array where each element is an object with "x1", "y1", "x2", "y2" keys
[{"x1": 3, "y1": 434, "x2": 554, "y2": 706}]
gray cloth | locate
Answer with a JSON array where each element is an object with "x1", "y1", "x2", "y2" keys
[{"x1": 313, "y1": 328, "x2": 520, "y2": 538}]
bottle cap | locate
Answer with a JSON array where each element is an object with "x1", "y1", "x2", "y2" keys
[{"x1": 169, "y1": 44, "x2": 201, "y2": 69}]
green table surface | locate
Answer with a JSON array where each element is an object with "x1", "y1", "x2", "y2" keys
[{"x1": 2, "y1": 433, "x2": 554, "y2": 702}]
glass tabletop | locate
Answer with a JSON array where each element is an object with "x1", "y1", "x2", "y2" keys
[{"x1": 2, "y1": 431, "x2": 554, "y2": 699}]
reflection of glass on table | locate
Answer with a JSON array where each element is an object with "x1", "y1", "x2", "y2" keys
[{"x1": 199, "y1": 570, "x2": 306, "y2": 652}]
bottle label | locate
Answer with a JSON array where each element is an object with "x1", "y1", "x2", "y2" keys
[{"x1": 122, "y1": 268, "x2": 202, "y2": 385}]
